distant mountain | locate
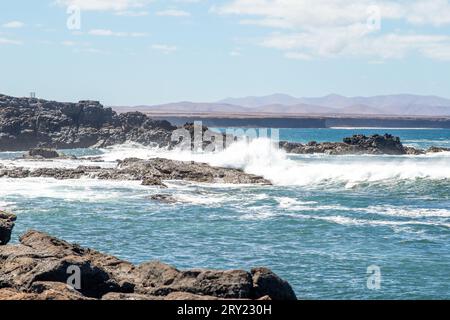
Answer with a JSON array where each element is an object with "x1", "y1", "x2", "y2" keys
[
  {"x1": 256, "y1": 103, "x2": 337, "y2": 114},
  {"x1": 112, "y1": 94, "x2": 450, "y2": 117},
  {"x1": 114, "y1": 102, "x2": 249, "y2": 114},
  {"x1": 219, "y1": 94, "x2": 301, "y2": 108},
  {"x1": 218, "y1": 93, "x2": 450, "y2": 116}
]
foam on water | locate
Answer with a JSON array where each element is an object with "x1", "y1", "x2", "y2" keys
[
  {"x1": 0, "y1": 178, "x2": 149, "y2": 202},
  {"x1": 100, "y1": 138, "x2": 450, "y2": 187}
]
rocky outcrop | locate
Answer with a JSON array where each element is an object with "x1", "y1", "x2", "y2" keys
[
  {"x1": 427, "y1": 146, "x2": 450, "y2": 153},
  {"x1": 22, "y1": 148, "x2": 73, "y2": 159},
  {"x1": 280, "y1": 134, "x2": 437, "y2": 155},
  {"x1": 0, "y1": 94, "x2": 177, "y2": 151},
  {"x1": 0, "y1": 211, "x2": 16, "y2": 245},
  {"x1": 149, "y1": 194, "x2": 178, "y2": 204},
  {"x1": 0, "y1": 228, "x2": 297, "y2": 300},
  {"x1": 0, "y1": 158, "x2": 271, "y2": 185}
]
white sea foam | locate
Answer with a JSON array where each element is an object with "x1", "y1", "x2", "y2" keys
[
  {"x1": 0, "y1": 178, "x2": 149, "y2": 202},
  {"x1": 0, "y1": 158, "x2": 116, "y2": 170},
  {"x1": 275, "y1": 197, "x2": 450, "y2": 219},
  {"x1": 99, "y1": 138, "x2": 450, "y2": 186},
  {"x1": 364, "y1": 206, "x2": 450, "y2": 218},
  {"x1": 2, "y1": 137, "x2": 449, "y2": 187}
]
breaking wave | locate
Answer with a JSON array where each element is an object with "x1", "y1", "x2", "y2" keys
[{"x1": 101, "y1": 138, "x2": 450, "y2": 187}]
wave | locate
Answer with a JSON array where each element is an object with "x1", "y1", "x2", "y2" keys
[
  {"x1": 99, "y1": 139, "x2": 450, "y2": 187},
  {"x1": 0, "y1": 178, "x2": 149, "y2": 202}
]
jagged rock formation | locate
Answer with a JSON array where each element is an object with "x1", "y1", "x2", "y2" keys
[
  {"x1": 0, "y1": 226, "x2": 297, "y2": 300},
  {"x1": 0, "y1": 94, "x2": 177, "y2": 151},
  {"x1": 0, "y1": 212, "x2": 16, "y2": 245},
  {"x1": 0, "y1": 157, "x2": 271, "y2": 186},
  {"x1": 280, "y1": 134, "x2": 446, "y2": 155}
]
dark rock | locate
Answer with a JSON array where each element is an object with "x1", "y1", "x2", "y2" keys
[
  {"x1": 0, "y1": 158, "x2": 271, "y2": 186},
  {"x1": 142, "y1": 177, "x2": 167, "y2": 188},
  {"x1": 427, "y1": 146, "x2": 450, "y2": 153},
  {"x1": 251, "y1": 268, "x2": 297, "y2": 300},
  {"x1": 404, "y1": 147, "x2": 426, "y2": 155},
  {"x1": 119, "y1": 158, "x2": 272, "y2": 185},
  {"x1": 150, "y1": 194, "x2": 177, "y2": 204},
  {"x1": 0, "y1": 211, "x2": 16, "y2": 245},
  {"x1": 0, "y1": 226, "x2": 297, "y2": 300},
  {"x1": 281, "y1": 134, "x2": 408, "y2": 155},
  {"x1": 24, "y1": 148, "x2": 63, "y2": 159},
  {"x1": 0, "y1": 94, "x2": 177, "y2": 151},
  {"x1": 102, "y1": 292, "x2": 162, "y2": 300},
  {"x1": 134, "y1": 263, "x2": 254, "y2": 299}
]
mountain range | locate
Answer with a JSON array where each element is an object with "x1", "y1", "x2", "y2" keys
[{"x1": 113, "y1": 94, "x2": 450, "y2": 117}]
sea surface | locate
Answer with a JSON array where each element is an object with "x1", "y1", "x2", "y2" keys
[{"x1": 1, "y1": 128, "x2": 450, "y2": 299}]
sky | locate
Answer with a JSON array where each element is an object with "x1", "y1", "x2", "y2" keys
[{"x1": 1, "y1": 0, "x2": 450, "y2": 106}]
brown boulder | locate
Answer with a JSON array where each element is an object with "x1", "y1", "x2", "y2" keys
[
  {"x1": 0, "y1": 211, "x2": 16, "y2": 245},
  {"x1": 251, "y1": 268, "x2": 297, "y2": 300},
  {"x1": 0, "y1": 229, "x2": 297, "y2": 300}
]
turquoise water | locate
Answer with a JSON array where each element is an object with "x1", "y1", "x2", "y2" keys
[{"x1": 1, "y1": 128, "x2": 449, "y2": 299}]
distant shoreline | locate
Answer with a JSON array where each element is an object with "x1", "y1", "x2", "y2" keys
[{"x1": 112, "y1": 110, "x2": 450, "y2": 129}]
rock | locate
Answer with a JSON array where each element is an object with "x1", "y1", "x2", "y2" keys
[
  {"x1": 427, "y1": 146, "x2": 450, "y2": 153},
  {"x1": 0, "y1": 94, "x2": 177, "y2": 151},
  {"x1": 24, "y1": 148, "x2": 64, "y2": 159},
  {"x1": 251, "y1": 268, "x2": 297, "y2": 300},
  {"x1": 142, "y1": 177, "x2": 167, "y2": 188},
  {"x1": 0, "y1": 158, "x2": 271, "y2": 186},
  {"x1": 102, "y1": 292, "x2": 162, "y2": 300},
  {"x1": 28, "y1": 282, "x2": 94, "y2": 300},
  {"x1": 164, "y1": 292, "x2": 222, "y2": 300},
  {"x1": 404, "y1": 147, "x2": 426, "y2": 155},
  {"x1": 0, "y1": 226, "x2": 297, "y2": 300},
  {"x1": 118, "y1": 158, "x2": 272, "y2": 185},
  {"x1": 134, "y1": 264, "x2": 254, "y2": 299},
  {"x1": 0, "y1": 282, "x2": 92, "y2": 300},
  {"x1": 0, "y1": 211, "x2": 16, "y2": 245},
  {"x1": 150, "y1": 194, "x2": 177, "y2": 204},
  {"x1": 281, "y1": 134, "x2": 408, "y2": 155}
]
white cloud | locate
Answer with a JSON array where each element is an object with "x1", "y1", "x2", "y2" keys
[
  {"x1": 156, "y1": 9, "x2": 191, "y2": 17},
  {"x1": 216, "y1": 0, "x2": 450, "y2": 28},
  {"x1": 114, "y1": 10, "x2": 149, "y2": 16},
  {"x1": 216, "y1": 0, "x2": 450, "y2": 61},
  {"x1": 151, "y1": 44, "x2": 178, "y2": 54},
  {"x1": 229, "y1": 48, "x2": 242, "y2": 56},
  {"x1": 54, "y1": 0, "x2": 150, "y2": 11},
  {"x1": 88, "y1": 29, "x2": 147, "y2": 37},
  {"x1": 0, "y1": 37, "x2": 22, "y2": 45},
  {"x1": 2, "y1": 21, "x2": 25, "y2": 29}
]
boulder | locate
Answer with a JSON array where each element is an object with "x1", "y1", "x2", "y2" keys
[
  {"x1": 282, "y1": 134, "x2": 408, "y2": 155},
  {"x1": 251, "y1": 268, "x2": 297, "y2": 300},
  {"x1": 24, "y1": 148, "x2": 62, "y2": 159},
  {"x1": 149, "y1": 194, "x2": 177, "y2": 204},
  {"x1": 0, "y1": 211, "x2": 16, "y2": 245},
  {"x1": 0, "y1": 228, "x2": 297, "y2": 300},
  {"x1": 427, "y1": 146, "x2": 450, "y2": 153}
]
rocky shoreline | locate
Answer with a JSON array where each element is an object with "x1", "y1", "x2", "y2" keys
[
  {"x1": 280, "y1": 134, "x2": 450, "y2": 155},
  {"x1": 2, "y1": 94, "x2": 450, "y2": 156},
  {"x1": 0, "y1": 212, "x2": 296, "y2": 301},
  {"x1": 0, "y1": 154, "x2": 271, "y2": 186},
  {"x1": 0, "y1": 94, "x2": 177, "y2": 151}
]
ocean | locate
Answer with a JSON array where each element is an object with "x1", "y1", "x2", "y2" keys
[{"x1": 1, "y1": 128, "x2": 449, "y2": 299}]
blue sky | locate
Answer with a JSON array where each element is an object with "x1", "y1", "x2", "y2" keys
[{"x1": 1, "y1": 0, "x2": 450, "y2": 106}]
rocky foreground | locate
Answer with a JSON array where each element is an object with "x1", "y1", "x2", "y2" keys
[{"x1": 0, "y1": 213, "x2": 297, "y2": 301}]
